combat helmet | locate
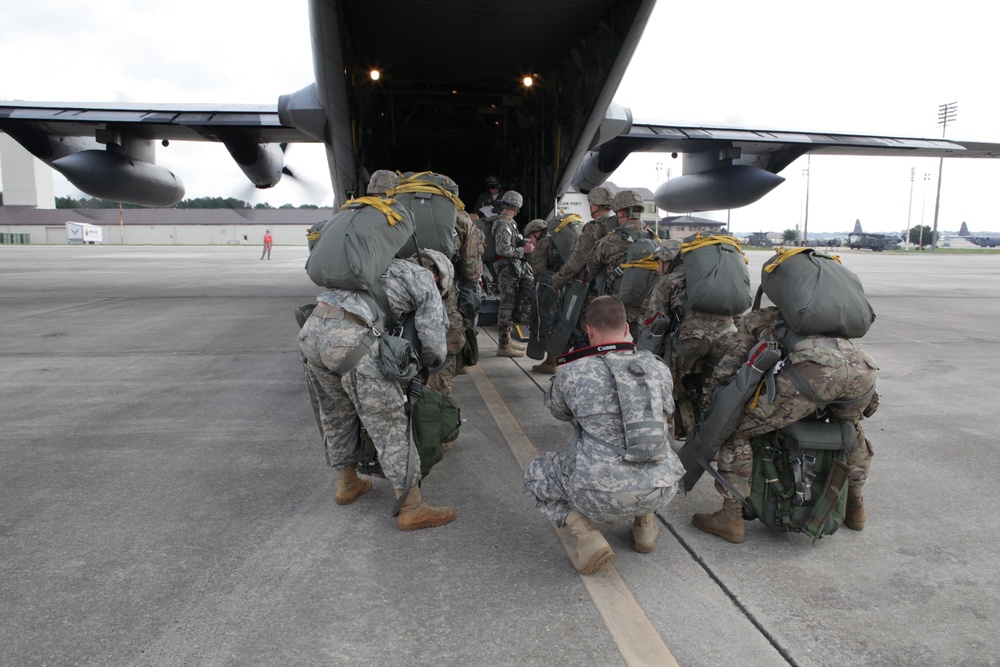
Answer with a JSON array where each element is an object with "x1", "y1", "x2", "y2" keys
[
  {"x1": 653, "y1": 239, "x2": 682, "y2": 263},
  {"x1": 414, "y1": 248, "x2": 455, "y2": 296},
  {"x1": 586, "y1": 185, "x2": 616, "y2": 207},
  {"x1": 499, "y1": 190, "x2": 523, "y2": 209},
  {"x1": 485, "y1": 175, "x2": 501, "y2": 187},
  {"x1": 367, "y1": 169, "x2": 399, "y2": 195},
  {"x1": 523, "y1": 219, "x2": 547, "y2": 236},
  {"x1": 612, "y1": 189, "x2": 644, "y2": 212}
]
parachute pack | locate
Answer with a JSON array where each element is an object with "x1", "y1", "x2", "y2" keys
[
  {"x1": 680, "y1": 234, "x2": 752, "y2": 316},
  {"x1": 546, "y1": 213, "x2": 584, "y2": 264},
  {"x1": 390, "y1": 171, "x2": 463, "y2": 259},
  {"x1": 745, "y1": 420, "x2": 855, "y2": 541},
  {"x1": 758, "y1": 248, "x2": 876, "y2": 338},
  {"x1": 305, "y1": 197, "x2": 415, "y2": 291},
  {"x1": 609, "y1": 228, "x2": 660, "y2": 308},
  {"x1": 476, "y1": 215, "x2": 501, "y2": 263}
]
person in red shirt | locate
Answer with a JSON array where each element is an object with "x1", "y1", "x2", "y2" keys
[{"x1": 261, "y1": 229, "x2": 273, "y2": 259}]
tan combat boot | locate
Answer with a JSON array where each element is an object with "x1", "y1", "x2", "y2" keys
[
  {"x1": 334, "y1": 465, "x2": 372, "y2": 505},
  {"x1": 531, "y1": 354, "x2": 558, "y2": 375},
  {"x1": 496, "y1": 336, "x2": 525, "y2": 358},
  {"x1": 844, "y1": 497, "x2": 867, "y2": 531},
  {"x1": 633, "y1": 514, "x2": 658, "y2": 553},
  {"x1": 564, "y1": 510, "x2": 614, "y2": 574},
  {"x1": 395, "y1": 486, "x2": 456, "y2": 531},
  {"x1": 692, "y1": 498, "x2": 745, "y2": 543}
]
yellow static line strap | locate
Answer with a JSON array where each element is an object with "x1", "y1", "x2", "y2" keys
[
  {"x1": 749, "y1": 377, "x2": 765, "y2": 410},
  {"x1": 619, "y1": 258, "x2": 660, "y2": 271},
  {"x1": 306, "y1": 231, "x2": 321, "y2": 241},
  {"x1": 681, "y1": 234, "x2": 749, "y2": 264},
  {"x1": 389, "y1": 172, "x2": 466, "y2": 211},
  {"x1": 340, "y1": 197, "x2": 403, "y2": 226},
  {"x1": 554, "y1": 214, "x2": 582, "y2": 233},
  {"x1": 763, "y1": 247, "x2": 841, "y2": 273}
]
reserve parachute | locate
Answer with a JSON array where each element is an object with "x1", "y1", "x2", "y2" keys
[{"x1": 613, "y1": 229, "x2": 660, "y2": 308}]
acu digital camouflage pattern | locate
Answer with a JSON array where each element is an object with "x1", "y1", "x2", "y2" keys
[
  {"x1": 492, "y1": 214, "x2": 533, "y2": 336},
  {"x1": 523, "y1": 350, "x2": 685, "y2": 525},
  {"x1": 710, "y1": 307, "x2": 877, "y2": 501},
  {"x1": 299, "y1": 259, "x2": 448, "y2": 490}
]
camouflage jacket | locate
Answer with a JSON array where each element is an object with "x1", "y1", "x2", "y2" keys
[
  {"x1": 316, "y1": 258, "x2": 447, "y2": 369},
  {"x1": 492, "y1": 214, "x2": 526, "y2": 261},
  {"x1": 642, "y1": 263, "x2": 686, "y2": 321},
  {"x1": 587, "y1": 219, "x2": 653, "y2": 319},
  {"x1": 551, "y1": 213, "x2": 616, "y2": 291},
  {"x1": 545, "y1": 349, "x2": 685, "y2": 493},
  {"x1": 529, "y1": 235, "x2": 561, "y2": 276}
]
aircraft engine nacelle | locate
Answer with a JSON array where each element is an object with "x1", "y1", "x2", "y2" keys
[
  {"x1": 222, "y1": 139, "x2": 286, "y2": 189},
  {"x1": 654, "y1": 165, "x2": 785, "y2": 213},
  {"x1": 50, "y1": 150, "x2": 185, "y2": 207}
]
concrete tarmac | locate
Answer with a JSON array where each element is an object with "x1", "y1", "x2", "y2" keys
[{"x1": 1, "y1": 245, "x2": 998, "y2": 666}]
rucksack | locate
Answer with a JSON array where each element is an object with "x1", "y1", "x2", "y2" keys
[
  {"x1": 391, "y1": 171, "x2": 463, "y2": 258},
  {"x1": 681, "y1": 235, "x2": 752, "y2": 316},
  {"x1": 758, "y1": 248, "x2": 875, "y2": 338},
  {"x1": 546, "y1": 213, "x2": 584, "y2": 266},
  {"x1": 305, "y1": 197, "x2": 415, "y2": 291},
  {"x1": 356, "y1": 381, "x2": 460, "y2": 479},
  {"x1": 614, "y1": 228, "x2": 660, "y2": 308},
  {"x1": 745, "y1": 419, "x2": 855, "y2": 541}
]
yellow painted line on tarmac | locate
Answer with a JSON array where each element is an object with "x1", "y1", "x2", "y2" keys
[{"x1": 467, "y1": 362, "x2": 680, "y2": 667}]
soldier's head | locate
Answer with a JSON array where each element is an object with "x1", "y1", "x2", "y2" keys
[
  {"x1": 414, "y1": 248, "x2": 454, "y2": 297},
  {"x1": 653, "y1": 239, "x2": 682, "y2": 275},
  {"x1": 585, "y1": 296, "x2": 629, "y2": 344},
  {"x1": 499, "y1": 190, "x2": 523, "y2": 215},
  {"x1": 586, "y1": 185, "x2": 616, "y2": 216},
  {"x1": 612, "y1": 190, "x2": 644, "y2": 219},
  {"x1": 367, "y1": 169, "x2": 399, "y2": 196},
  {"x1": 523, "y1": 219, "x2": 547, "y2": 242},
  {"x1": 485, "y1": 175, "x2": 501, "y2": 193}
]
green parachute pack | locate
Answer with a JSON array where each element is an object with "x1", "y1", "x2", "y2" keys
[
  {"x1": 610, "y1": 228, "x2": 660, "y2": 308},
  {"x1": 391, "y1": 171, "x2": 463, "y2": 259},
  {"x1": 680, "y1": 234, "x2": 752, "y2": 316},
  {"x1": 758, "y1": 247, "x2": 876, "y2": 338}
]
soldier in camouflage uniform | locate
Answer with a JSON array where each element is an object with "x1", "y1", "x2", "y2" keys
[
  {"x1": 427, "y1": 210, "x2": 483, "y2": 404},
  {"x1": 524, "y1": 296, "x2": 685, "y2": 574},
  {"x1": 691, "y1": 306, "x2": 878, "y2": 543},
  {"x1": 298, "y1": 170, "x2": 455, "y2": 532},
  {"x1": 587, "y1": 190, "x2": 658, "y2": 340},
  {"x1": 551, "y1": 186, "x2": 617, "y2": 293},
  {"x1": 492, "y1": 190, "x2": 534, "y2": 357},
  {"x1": 641, "y1": 239, "x2": 740, "y2": 439}
]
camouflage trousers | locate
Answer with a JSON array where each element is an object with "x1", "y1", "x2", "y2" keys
[
  {"x1": 427, "y1": 294, "x2": 466, "y2": 399},
  {"x1": 524, "y1": 452, "x2": 675, "y2": 526},
  {"x1": 715, "y1": 356, "x2": 877, "y2": 502},
  {"x1": 669, "y1": 312, "x2": 737, "y2": 438},
  {"x1": 299, "y1": 315, "x2": 419, "y2": 490},
  {"x1": 494, "y1": 259, "x2": 534, "y2": 336}
]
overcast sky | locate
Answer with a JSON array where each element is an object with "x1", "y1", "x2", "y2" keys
[{"x1": 2, "y1": 0, "x2": 997, "y2": 235}]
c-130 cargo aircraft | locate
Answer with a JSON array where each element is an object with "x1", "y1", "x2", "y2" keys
[{"x1": 2, "y1": 0, "x2": 1000, "y2": 217}]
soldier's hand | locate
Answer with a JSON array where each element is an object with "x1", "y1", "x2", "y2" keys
[{"x1": 523, "y1": 241, "x2": 536, "y2": 253}]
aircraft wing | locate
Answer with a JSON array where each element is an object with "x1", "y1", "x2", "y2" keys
[
  {"x1": 0, "y1": 100, "x2": 316, "y2": 206},
  {"x1": 574, "y1": 118, "x2": 1000, "y2": 212}
]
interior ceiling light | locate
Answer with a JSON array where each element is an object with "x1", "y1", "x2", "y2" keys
[
  {"x1": 523, "y1": 76, "x2": 533, "y2": 87},
  {"x1": 369, "y1": 69, "x2": 380, "y2": 81}
]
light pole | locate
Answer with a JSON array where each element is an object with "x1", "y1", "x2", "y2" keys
[
  {"x1": 931, "y1": 102, "x2": 957, "y2": 251},
  {"x1": 919, "y1": 172, "x2": 932, "y2": 250},
  {"x1": 802, "y1": 156, "x2": 811, "y2": 246},
  {"x1": 905, "y1": 167, "x2": 915, "y2": 251}
]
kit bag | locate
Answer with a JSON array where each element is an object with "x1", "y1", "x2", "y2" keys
[
  {"x1": 305, "y1": 198, "x2": 415, "y2": 291},
  {"x1": 759, "y1": 248, "x2": 875, "y2": 338},
  {"x1": 356, "y1": 382, "x2": 459, "y2": 479},
  {"x1": 391, "y1": 171, "x2": 463, "y2": 258},
  {"x1": 595, "y1": 352, "x2": 671, "y2": 463},
  {"x1": 546, "y1": 213, "x2": 584, "y2": 265},
  {"x1": 681, "y1": 235, "x2": 752, "y2": 316},
  {"x1": 746, "y1": 419, "x2": 855, "y2": 541}
]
